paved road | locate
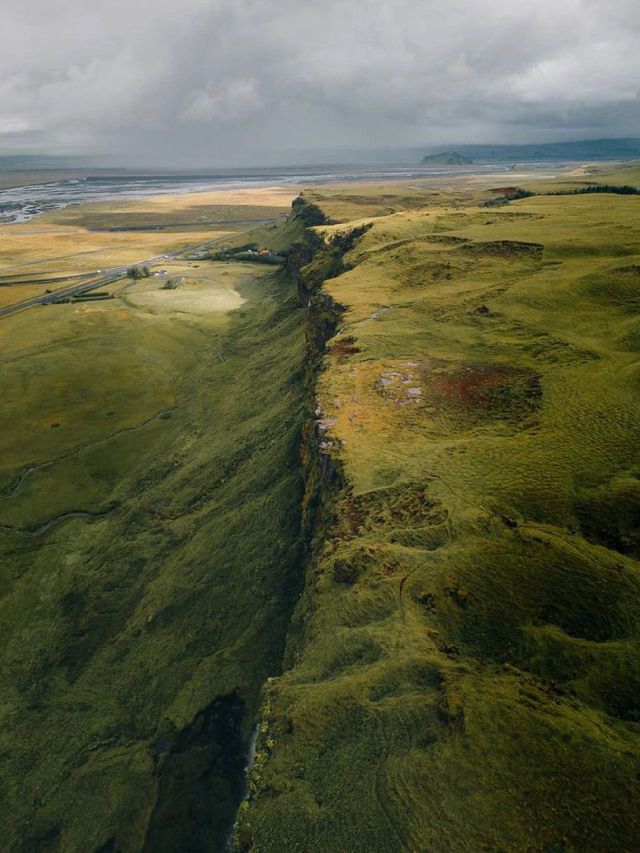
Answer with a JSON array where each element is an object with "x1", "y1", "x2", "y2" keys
[{"x1": 0, "y1": 217, "x2": 286, "y2": 320}]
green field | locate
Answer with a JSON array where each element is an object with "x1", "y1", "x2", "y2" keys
[
  {"x1": 2, "y1": 164, "x2": 640, "y2": 851},
  {"x1": 238, "y1": 169, "x2": 640, "y2": 851},
  {"x1": 0, "y1": 254, "x2": 306, "y2": 850}
]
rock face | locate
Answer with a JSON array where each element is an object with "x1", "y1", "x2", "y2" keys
[{"x1": 420, "y1": 150, "x2": 474, "y2": 165}]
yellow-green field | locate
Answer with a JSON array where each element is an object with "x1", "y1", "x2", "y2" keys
[
  {"x1": 0, "y1": 199, "x2": 307, "y2": 851},
  {"x1": 0, "y1": 186, "x2": 294, "y2": 307},
  {"x1": 239, "y1": 170, "x2": 640, "y2": 851}
]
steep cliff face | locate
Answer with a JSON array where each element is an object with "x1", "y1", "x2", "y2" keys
[
  {"x1": 236, "y1": 207, "x2": 400, "y2": 851},
  {"x1": 237, "y1": 191, "x2": 640, "y2": 852}
]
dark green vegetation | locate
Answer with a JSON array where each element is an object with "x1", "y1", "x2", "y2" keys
[
  {"x1": 238, "y1": 173, "x2": 640, "y2": 850},
  {"x1": 210, "y1": 245, "x2": 285, "y2": 265},
  {"x1": 126, "y1": 265, "x2": 151, "y2": 279},
  {"x1": 484, "y1": 187, "x2": 535, "y2": 206},
  {"x1": 549, "y1": 183, "x2": 640, "y2": 196},
  {"x1": 0, "y1": 258, "x2": 306, "y2": 850},
  {"x1": 487, "y1": 184, "x2": 640, "y2": 208},
  {"x1": 519, "y1": 163, "x2": 640, "y2": 197}
]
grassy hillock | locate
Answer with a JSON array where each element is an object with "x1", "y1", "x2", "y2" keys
[
  {"x1": 0, "y1": 259, "x2": 306, "y2": 850},
  {"x1": 239, "y1": 181, "x2": 640, "y2": 850}
]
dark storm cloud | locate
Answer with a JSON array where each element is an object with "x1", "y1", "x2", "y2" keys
[{"x1": 1, "y1": 0, "x2": 639, "y2": 163}]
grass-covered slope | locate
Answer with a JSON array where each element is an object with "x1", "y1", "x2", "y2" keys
[
  {"x1": 0, "y1": 261, "x2": 306, "y2": 851},
  {"x1": 239, "y1": 188, "x2": 640, "y2": 850}
]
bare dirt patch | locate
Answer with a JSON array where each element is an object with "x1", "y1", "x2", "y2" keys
[{"x1": 427, "y1": 363, "x2": 542, "y2": 420}]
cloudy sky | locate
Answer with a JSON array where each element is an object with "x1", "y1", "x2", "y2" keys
[{"x1": 1, "y1": 0, "x2": 639, "y2": 165}]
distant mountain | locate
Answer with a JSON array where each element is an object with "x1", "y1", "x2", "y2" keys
[
  {"x1": 419, "y1": 138, "x2": 640, "y2": 164},
  {"x1": 420, "y1": 151, "x2": 474, "y2": 165},
  {"x1": 0, "y1": 154, "x2": 95, "y2": 171}
]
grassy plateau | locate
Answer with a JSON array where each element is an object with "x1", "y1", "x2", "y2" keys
[{"x1": 237, "y1": 165, "x2": 640, "y2": 851}]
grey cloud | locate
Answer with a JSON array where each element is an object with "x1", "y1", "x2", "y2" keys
[{"x1": 1, "y1": 0, "x2": 639, "y2": 164}]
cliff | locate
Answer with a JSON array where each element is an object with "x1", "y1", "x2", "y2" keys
[{"x1": 236, "y1": 186, "x2": 640, "y2": 851}]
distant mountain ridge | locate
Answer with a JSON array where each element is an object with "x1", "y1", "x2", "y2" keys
[
  {"x1": 419, "y1": 138, "x2": 640, "y2": 164},
  {"x1": 420, "y1": 151, "x2": 474, "y2": 165}
]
